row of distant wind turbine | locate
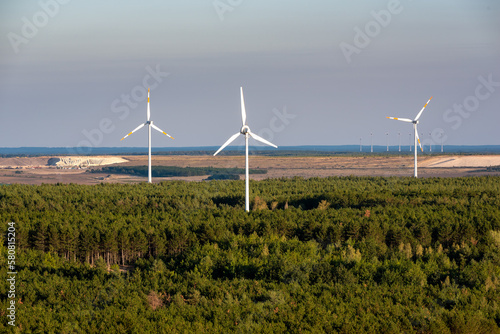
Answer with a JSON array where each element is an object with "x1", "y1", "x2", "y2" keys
[
  {"x1": 120, "y1": 87, "x2": 277, "y2": 212},
  {"x1": 364, "y1": 131, "x2": 441, "y2": 153}
]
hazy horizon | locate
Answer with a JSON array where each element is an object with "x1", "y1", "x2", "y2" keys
[{"x1": 2, "y1": 144, "x2": 500, "y2": 156}]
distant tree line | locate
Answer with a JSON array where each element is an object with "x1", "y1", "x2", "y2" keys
[{"x1": 90, "y1": 165, "x2": 267, "y2": 179}]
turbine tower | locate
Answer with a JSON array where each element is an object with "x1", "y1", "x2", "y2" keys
[
  {"x1": 398, "y1": 132, "x2": 401, "y2": 152},
  {"x1": 213, "y1": 87, "x2": 278, "y2": 212},
  {"x1": 387, "y1": 97, "x2": 432, "y2": 177},
  {"x1": 370, "y1": 132, "x2": 373, "y2": 153},
  {"x1": 120, "y1": 88, "x2": 174, "y2": 183},
  {"x1": 429, "y1": 132, "x2": 432, "y2": 152}
]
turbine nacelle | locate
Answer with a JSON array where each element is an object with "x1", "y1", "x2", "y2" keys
[{"x1": 240, "y1": 125, "x2": 250, "y2": 134}]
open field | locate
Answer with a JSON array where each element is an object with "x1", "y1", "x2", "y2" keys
[{"x1": 1, "y1": 154, "x2": 500, "y2": 185}]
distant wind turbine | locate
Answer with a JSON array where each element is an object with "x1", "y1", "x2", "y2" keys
[
  {"x1": 370, "y1": 132, "x2": 373, "y2": 153},
  {"x1": 387, "y1": 97, "x2": 433, "y2": 177},
  {"x1": 120, "y1": 88, "x2": 174, "y2": 183},
  {"x1": 398, "y1": 132, "x2": 401, "y2": 152},
  {"x1": 429, "y1": 132, "x2": 432, "y2": 152},
  {"x1": 213, "y1": 87, "x2": 278, "y2": 212}
]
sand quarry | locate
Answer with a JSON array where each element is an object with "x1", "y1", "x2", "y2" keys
[{"x1": 0, "y1": 155, "x2": 499, "y2": 185}]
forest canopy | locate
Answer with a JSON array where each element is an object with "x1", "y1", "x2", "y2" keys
[{"x1": 1, "y1": 176, "x2": 500, "y2": 332}]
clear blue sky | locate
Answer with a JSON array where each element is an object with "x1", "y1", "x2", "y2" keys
[{"x1": 1, "y1": 0, "x2": 499, "y2": 150}]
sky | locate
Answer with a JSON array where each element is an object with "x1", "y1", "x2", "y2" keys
[{"x1": 0, "y1": 0, "x2": 499, "y2": 151}]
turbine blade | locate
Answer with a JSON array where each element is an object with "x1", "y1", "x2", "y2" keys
[
  {"x1": 386, "y1": 117, "x2": 413, "y2": 123},
  {"x1": 248, "y1": 131, "x2": 278, "y2": 148},
  {"x1": 151, "y1": 123, "x2": 174, "y2": 139},
  {"x1": 240, "y1": 87, "x2": 247, "y2": 126},
  {"x1": 213, "y1": 132, "x2": 240, "y2": 156},
  {"x1": 415, "y1": 130, "x2": 423, "y2": 152},
  {"x1": 120, "y1": 123, "x2": 146, "y2": 141},
  {"x1": 415, "y1": 96, "x2": 433, "y2": 121},
  {"x1": 147, "y1": 88, "x2": 151, "y2": 121}
]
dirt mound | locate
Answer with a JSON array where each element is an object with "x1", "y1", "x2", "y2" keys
[
  {"x1": 0, "y1": 156, "x2": 128, "y2": 168},
  {"x1": 49, "y1": 156, "x2": 128, "y2": 167}
]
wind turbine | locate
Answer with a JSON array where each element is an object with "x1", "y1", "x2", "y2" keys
[
  {"x1": 213, "y1": 87, "x2": 278, "y2": 212},
  {"x1": 386, "y1": 96, "x2": 432, "y2": 177},
  {"x1": 120, "y1": 88, "x2": 174, "y2": 183}
]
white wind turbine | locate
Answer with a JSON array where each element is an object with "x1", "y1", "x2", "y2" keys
[
  {"x1": 120, "y1": 88, "x2": 174, "y2": 183},
  {"x1": 386, "y1": 96, "x2": 432, "y2": 178},
  {"x1": 213, "y1": 87, "x2": 278, "y2": 212}
]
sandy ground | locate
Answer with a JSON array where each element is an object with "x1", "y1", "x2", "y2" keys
[
  {"x1": 419, "y1": 155, "x2": 500, "y2": 168},
  {"x1": 1, "y1": 155, "x2": 499, "y2": 185},
  {"x1": 0, "y1": 157, "x2": 52, "y2": 168}
]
